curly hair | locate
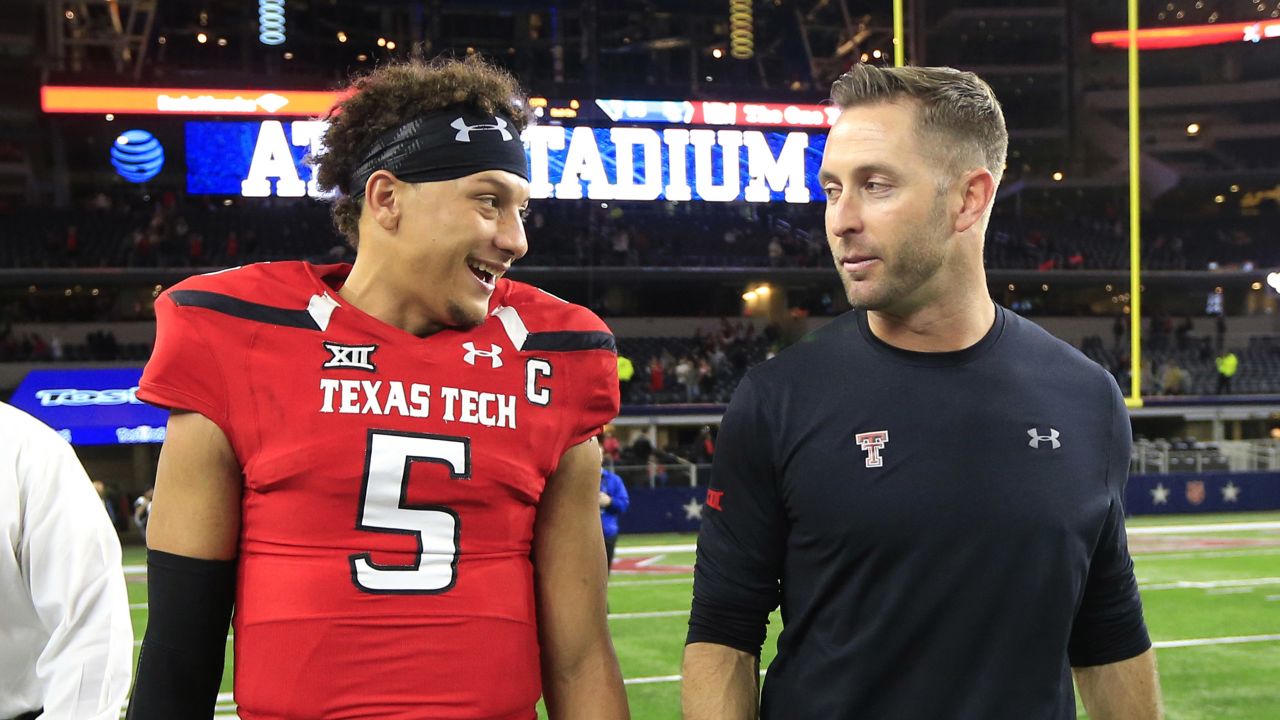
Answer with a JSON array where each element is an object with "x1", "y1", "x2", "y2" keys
[{"x1": 312, "y1": 55, "x2": 531, "y2": 248}]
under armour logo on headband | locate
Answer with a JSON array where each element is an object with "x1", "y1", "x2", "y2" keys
[{"x1": 451, "y1": 117, "x2": 513, "y2": 143}]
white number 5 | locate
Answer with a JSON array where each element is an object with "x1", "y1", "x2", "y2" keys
[{"x1": 349, "y1": 430, "x2": 470, "y2": 594}]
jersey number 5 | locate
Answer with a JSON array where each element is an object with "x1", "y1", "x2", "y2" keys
[{"x1": 349, "y1": 430, "x2": 470, "y2": 594}]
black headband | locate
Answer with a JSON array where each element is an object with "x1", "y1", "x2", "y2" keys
[{"x1": 348, "y1": 108, "x2": 528, "y2": 196}]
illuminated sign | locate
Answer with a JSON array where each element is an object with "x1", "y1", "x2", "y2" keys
[
  {"x1": 185, "y1": 120, "x2": 826, "y2": 203},
  {"x1": 9, "y1": 369, "x2": 169, "y2": 446},
  {"x1": 595, "y1": 99, "x2": 839, "y2": 128},
  {"x1": 111, "y1": 129, "x2": 165, "y2": 183},
  {"x1": 1091, "y1": 20, "x2": 1280, "y2": 50},
  {"x1": 43, "y1": 85, "x2": 840, "y2": 129},
  {"x1": 42, "y1": 86, "x2": 340, "y2": 116}
]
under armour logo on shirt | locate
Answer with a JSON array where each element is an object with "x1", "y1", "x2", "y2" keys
[
  {"x1": 463, "y1": 342, "x2": 503, "y2": 368},
  {"x1": 1028, "y1": 428, "x2": 1061, "y2": 449},
  {"x1": 451, "y1": 117, "x2": 513, "y2": 142}
]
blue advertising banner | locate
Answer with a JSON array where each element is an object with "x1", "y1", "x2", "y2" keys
[
  {"x1": 1125, "y1": 472, "x2": 1280, "y2": 515},
  {"x1": 185, "y1": 120, "x2": 827, "y2": 203},
  {"x1": 9, "y1": 368, "x2": 168, "y2": 445},
  {"x1": 618, "y1": 472, "x2": 1280, "y2": 534}
]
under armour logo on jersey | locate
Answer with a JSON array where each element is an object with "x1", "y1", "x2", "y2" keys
[
  {"x1": 451, "y1": 117, "x2": 513, "y2": 142},
  {"x1": 462, "y1": 342, "x2": 504, "y2": 368},
  {"x1": 1028, "y1": 428, "x2": 1061, "y2": 449},
  {"x1": 855, "y1": 430, "x2": 889, "y2": 468},
  {"x1": 322, "y1": 342, "x2": 378, "y2": 372}
]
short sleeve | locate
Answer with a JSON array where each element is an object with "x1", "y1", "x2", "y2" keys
[
  {"x1": 1069, "y1": 379, "x2": 1151, "y2": 667},
  {"x1": 137, "y1": 292, "x2": 232, "y2": 428},
  {"x1": 565, "y1": 345, "x2": 619, "y2": 449},
  {"x1": 686, "y1": 374, "x2": 785, "y2": 656}
]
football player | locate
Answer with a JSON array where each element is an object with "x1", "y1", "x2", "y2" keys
[{"x1": 128, "y1": 56, "x2": 629, "y2": 719}]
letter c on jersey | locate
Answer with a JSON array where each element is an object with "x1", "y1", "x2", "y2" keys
[{"x1": 525, "y1": 359, "x2": 552, "y2": 406}]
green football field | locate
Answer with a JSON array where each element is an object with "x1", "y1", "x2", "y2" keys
[{"x1": 122, "y1": 511, "x2": 1280, "y2": 718}]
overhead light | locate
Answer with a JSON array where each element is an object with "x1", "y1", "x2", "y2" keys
[
  {"x1": 1230, "y1": 184, "x2": 1240, "y2": 192},
  {"x1": 1186, "y1": 122, "x2": 1201, "y2": 136},
  {"x1": 872, "y1": 49, "x2": 883, "y2": 59},
  {"x1": 283, "y1": 51, "x2": 294, "y2": 60},
  {"x1": 105, "y1": 113, "x2": 114, "y2": 121},
  {"x1": 197, "y1": 32, "x2": 208, "y2": 44},
  {"x1": 1252, "y1": 282, "x2": 1263, "y2": 291},
  {"x1": 1214, "y1": 194, "x2": 1225, "y2": 203},
  {"x1": 356, "y1": 53, "x2": 368, "y2": 61},
  {"x1": 1052, "y1": 171, "x2": 1064, "y2": 181},
  {"x1": 755, "y1": 285, "x2": 771, "y2": 297},
  {"x1": 712, "y1": 48, "x2": 723, "y2": 59},
  {"x1": 158, "y1": 36, "x2": 166, "y2": 44},
  {"x1": 337, "y1": 31, "x2": 348, "y2": 43},
  {"x1": 743, "y1": 291, "x2": 758, "y2": 302},
  {"x1": 386, "y1": 40, "x2": 396, "y2": 50},
  {"x1": 217, "y1": 38, "x2": 228, "y2": 47},
  {"x1": 377, "y1": 37, "x2": 387, "y2": 47}
]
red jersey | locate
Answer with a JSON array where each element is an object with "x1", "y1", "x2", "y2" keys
[{"x1": 138, "y1": 262, "x2": 619, "y2": 719}]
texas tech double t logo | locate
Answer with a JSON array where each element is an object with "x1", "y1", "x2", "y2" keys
[{"x1": 855, "y1": 430, "x2": 889, "y2": 468}]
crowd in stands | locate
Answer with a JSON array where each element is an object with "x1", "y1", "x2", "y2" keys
[
  {"x1": 617, "y1": 319, "x2": 781, "y2": 405},
  {"x1": 1081, "y1": 322, "x2": 1280, "y2": 396},
  {"x1": 6, "y1": 191, "x2": 1277, "y2": 271},
  {"x1": 0, "y1": 327, "x2": 151, "y2": 363}
]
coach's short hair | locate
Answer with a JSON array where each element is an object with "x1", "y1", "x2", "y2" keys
[
  {"x1": 830, "y1": 64, "x2": 1007, "y2": 185},
  {"x1": 313, "y1": 55, "x2": 531, "y2": 248}
]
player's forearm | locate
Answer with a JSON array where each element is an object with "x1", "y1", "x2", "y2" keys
[
  {"x1": 1073, "y1": 649, "x2": 1163, "y2": 720},
  {"x1": 541, "y1": 637, "x2": 629, "y2": 720},
  {"x1": 681, "y1": 642, "x2": 759, "y2": 720}
]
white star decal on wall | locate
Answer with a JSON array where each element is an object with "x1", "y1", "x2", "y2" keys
[
  {"x1": 1151, "y1": 483, "x2": 1170, "y2": 505},
  {"x1": 683, "y1": 498, "x2": 704, "y2": 521},
  {"x1": 1221, "y1": 482, "x2": 1241, "y2": 503}
]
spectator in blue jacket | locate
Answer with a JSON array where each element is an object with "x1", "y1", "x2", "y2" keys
[{"x1": 599, "y1": 463, "x2": 630, "y2": 573}]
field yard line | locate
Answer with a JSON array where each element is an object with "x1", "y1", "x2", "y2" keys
[
  {"x1": 1128, "y1": 521, "x2": 1280, "y2": 535},
  {"x1": 1142, "y1": 577, "x2": 1280, "y2": 591},
  {"x1": 635, "y1": 554, "x2": 668, "y2": 567},
  {"x1": 1138, "y1": 547, "x2": 1280, "y2": 561},
  {"x1": 609, "y1": 577, "x2": 692, "y2": 587},
  {"x1": 617, "y1": 544, "x2": 696, "y2": 555},
  {"x1": 1153, "y1": 633, "x2": 1280, "y2": 649},
  {"x1": 623, "y1": 673, "x2": 683, "y2": 685},
  {"x1": 609, "y1": 610, "x2": 687, "y2": 620}
]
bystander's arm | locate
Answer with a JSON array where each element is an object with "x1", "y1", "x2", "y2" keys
[
  {"x1": 1074, "y1": 648, "x2": 1162, "y2": 720},
  {"x1": 681, "y1": 642, "x2": 759, "y2": 720}
]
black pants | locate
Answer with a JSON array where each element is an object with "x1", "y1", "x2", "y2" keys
[{"x1": 605, "y1": 534, "x2": 618, "y2": 573}]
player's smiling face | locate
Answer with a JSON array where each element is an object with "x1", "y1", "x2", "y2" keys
[
  {"x1": 394, "y1": 170, "x2": 531, "y2": 330},
  {"x1": 819, "y1": 101, "x2": 956, "y2": 316}
]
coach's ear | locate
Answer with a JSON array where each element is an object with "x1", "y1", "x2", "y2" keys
[
  {"x1": 953, "y1": 167, "x2": 997, "y2": 235},
  {"x1": 363, "y1": 170, "x2": 402, "y2": 232}
]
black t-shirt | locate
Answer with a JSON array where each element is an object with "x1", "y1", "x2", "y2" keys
[{"x1": 687, "y1": 306, "x2": 1150, "y2": 720}]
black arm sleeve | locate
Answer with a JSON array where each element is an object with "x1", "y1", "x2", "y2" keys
[
  {"x1": 126, "y1": 549, "x2": 236, "y2": 720},
  {"x1": 687, "y1": 375, "x2": 785, "y2": 657},
  {"x1": 1068, "y1": 380, "x2": 1151, "y2": 667}
]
